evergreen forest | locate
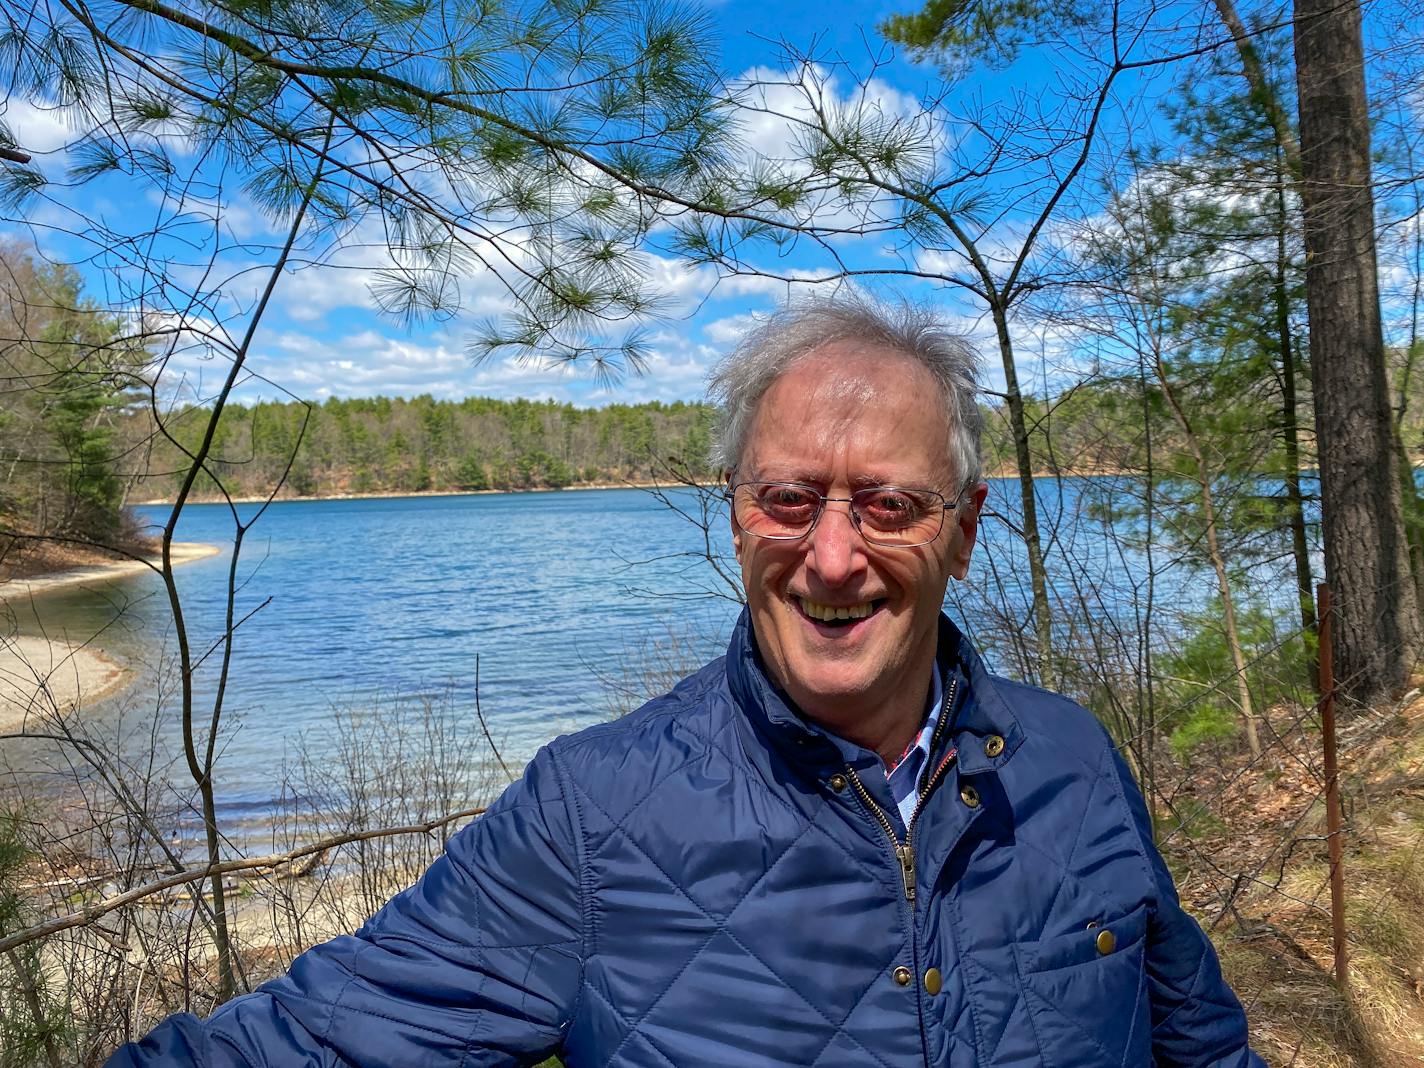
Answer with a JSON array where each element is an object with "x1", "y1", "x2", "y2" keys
[{"x1": 135, "y1": 395, "x2": 720, "y2": 499}]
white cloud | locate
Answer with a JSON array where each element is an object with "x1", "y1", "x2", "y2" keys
[
  {"x1": 730, "y1": 64, "x2": 928, "y2": 165},
  {"x1": 702, "y1": 313, "x2": 760, "y2": 345},
  {"x1": 713, "y1": 269, "x2": 841, "y2": 299},
  {"x1": 586, "y1": 334, "x2": 720, "y2": 404},
  {"x1": 281, "y1": 261, "x2": 381, "y2": 323},
  {"x1": 1, "y1": 99, "x2": 80, "y2": 158},
  {"x1": 215, "y1": 326, "x2": 620, "y2": 404},
  {"x1": 643, "y1": 254, "x2": 716, "y2": 309}
]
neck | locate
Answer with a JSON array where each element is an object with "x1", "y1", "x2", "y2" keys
[{"x1": 790, "y1": 668, "x2": 935, "y2": 765}]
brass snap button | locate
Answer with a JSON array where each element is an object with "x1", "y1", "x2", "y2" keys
[
  {"x1": 1096, "y1": 929, "x2": 1117, "y2": 955},
  {"x1": 923, "y1": 967, "x2": 942, "y2": 996},
  {"x1": 828, "y1": 774, "x2": 848, "y2": 792},
  {"x1": 984, "y1": 735, "x2": 1005, "y2": 758},
  {"x1": 960, "y1": 784, "x2": 981, "y2": 809},
  {"x1": 892, "y1": 966, "x2": 912, "y2": 986}
]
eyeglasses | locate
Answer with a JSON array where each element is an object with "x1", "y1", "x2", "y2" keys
[{"x1": 729, "y1": 481, "x2": 956, "y2": 548}]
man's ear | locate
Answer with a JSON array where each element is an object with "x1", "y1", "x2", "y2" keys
[{"x1": 948, "y1": 481, "x2": 989, "y2": 581}]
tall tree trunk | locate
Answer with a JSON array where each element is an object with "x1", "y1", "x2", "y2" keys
[
  {"x1": 1274, "y1": 170, "x2": 1317, "y2": 652},
  {"x1": 1293, "y1": 0, "x2": 1420, "y2": 701},
  {"x1": 1137, "y1": 354, "x2": 1160, "y2": 830},
  {"x1": 4, "y1": 948, "x2": 62, "y2": 1068},
  {"x1": 1398, "y1": 138, "x2": 1424, "y2": 618},
  {"x1": 1211, "y1": 0, "x2": 1302, "y2": 174},
  {"x1": 992, "y1": 304, "x2": 1055, "y2": 689}
]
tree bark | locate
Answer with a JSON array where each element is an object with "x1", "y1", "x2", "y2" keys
[
  {"x1": 992, "y1": 304, "x2": 1055, "y2": 690},
  {"x1": 1293, "y1": 0, "x2": 1421, "y2": 700},
  {"x1": 1274, "y1": 170, "x2": 1317, "y2": 659}
]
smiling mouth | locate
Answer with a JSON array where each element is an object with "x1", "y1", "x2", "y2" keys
[{"x1": 798, "y1": 597, "x2": 883, "y2": 627}]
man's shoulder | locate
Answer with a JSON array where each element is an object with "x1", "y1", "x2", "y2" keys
[
  {"x1": 980, "y1": 671, "x2": 1119, "y2": 774},
  {"x1": 540, "y1": 656, "x2": 736, "y2": 805}
]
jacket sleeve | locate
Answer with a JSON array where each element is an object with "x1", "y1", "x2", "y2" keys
[
  {"x1": 1108, "y1": 747, "x2": 1267, "y2": 1068},
  {"x1": 106, "y1": 745, "x2": 585, "y2": 1068}
]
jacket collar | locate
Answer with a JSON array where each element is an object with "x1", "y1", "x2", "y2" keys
[{"x1": 725, "y1": 608, "x2": 1025, "y2": 770}]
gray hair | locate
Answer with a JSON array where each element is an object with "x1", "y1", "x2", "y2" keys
[{"x1": 707, "y1": 296, "x2": 984, "y2": 489}]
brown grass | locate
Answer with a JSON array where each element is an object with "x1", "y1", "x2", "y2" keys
[{"x1": 1164, "y1": 690, "x2": 1424, "y2": 1066}]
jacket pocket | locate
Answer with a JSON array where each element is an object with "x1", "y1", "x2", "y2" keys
[{"x1": 1014, "y1": 904, "x2": 1151, "y2": 1067}]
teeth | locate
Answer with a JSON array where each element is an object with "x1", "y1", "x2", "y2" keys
[{"x1": 800, "y1": 598, "x2": 875, "y2": 622}]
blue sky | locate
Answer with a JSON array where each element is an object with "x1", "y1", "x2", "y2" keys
[
  {"x1": 4, "y1": 0, "x2": 1418, "y2": 412},
  {"x1": 0, "y1": 0, "x2": 1083, "y2": 410}
]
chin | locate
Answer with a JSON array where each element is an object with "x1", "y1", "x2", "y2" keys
[{"x1": 786, "y1": 665, "x2": 880, "y2": 711}]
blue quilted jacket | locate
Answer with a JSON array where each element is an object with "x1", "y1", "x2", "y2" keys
[{"x1": 110, "y1": 612, "x2": 1262, "y2": 1066}]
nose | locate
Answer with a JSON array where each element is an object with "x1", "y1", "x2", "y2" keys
[{"x1": 805, "y1": 500, "x2": 866, "y2": 587}]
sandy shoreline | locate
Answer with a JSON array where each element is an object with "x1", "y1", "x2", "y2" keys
[
  {"x1": 0, "y1": 541, "x2": 220, "y2": 605},
  {"x1": 0, "y1": 542, "x2": 220, "y2": 733},
  {"x1": 0, "y1": 635, "x2": 133, "y2": 734}
]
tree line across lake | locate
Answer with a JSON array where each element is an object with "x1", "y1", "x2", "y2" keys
[
  {"x1": 11, "y1": 339, "x2": 1343, "y2": 527},
  {"x1": 138, "y1": 394, "x2": 721, "y2": 500}
]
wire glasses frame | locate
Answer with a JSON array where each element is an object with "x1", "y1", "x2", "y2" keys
[{"x1": 728, "y1": 480, "x2": 963, "y2": 549}]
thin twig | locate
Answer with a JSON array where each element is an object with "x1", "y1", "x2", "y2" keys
[
  {"x1": 473, "y1": 655, "x2": 515, "y2": 782},
  {"x1": 0, "y1": 806, "x2": 487, "y2": 955}
]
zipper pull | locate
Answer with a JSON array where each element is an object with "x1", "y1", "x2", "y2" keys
[{"x1": 896, "y1": 843, "x2": 916, "y2": 901}]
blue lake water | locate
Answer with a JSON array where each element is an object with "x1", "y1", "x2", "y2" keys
[
  {"x1": 8, "y1": 478, "x2": 1288, "y2": 819},
  {"x1": 12, "y1": 489, "x2": 746, "y2": 815}
]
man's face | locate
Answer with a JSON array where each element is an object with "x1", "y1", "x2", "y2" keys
[{"x1": 731, "y1": 342, "x2": 986, "y2": 729}]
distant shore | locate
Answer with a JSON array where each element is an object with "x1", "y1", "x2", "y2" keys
[
  {"x1": 131, "y1": 481, "x2": 697, "y2": 507},
  {"x1": 132, "y1": 467, "x2": 1163, "y2": 509},
  {"x1": 128, "y1": 468, "x2": 1101, "y2": 508}
]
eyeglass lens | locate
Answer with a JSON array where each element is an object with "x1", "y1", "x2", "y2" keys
[{"x1": 733, "y1": 483, "x2": 945, "y2": 546}]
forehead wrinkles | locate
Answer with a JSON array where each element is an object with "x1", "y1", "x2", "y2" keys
[
  {"x1": 811, "y1": 362, "x2": 883, "y2": 428},
  {"x1": 777, "y1": 362, "x2": 885, "y2": 447},
  {"x1": 746, "y1": 350, "x2": 944, "y2": 477}
]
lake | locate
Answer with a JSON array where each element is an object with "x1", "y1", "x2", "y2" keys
[
  {"x1": 6, "y1": 478, "x2": 1274, "y2": 824},
  {"x1": 9, "y1": 489, "x2": 746, "y2": 817}
]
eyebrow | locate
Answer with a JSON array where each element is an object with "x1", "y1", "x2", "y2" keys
[
  {"x1": 748, "y1": 471, "x2": 943, "y2": 493},
  {"x1": 850, "y1": 474, "x2": 895, "y2": 489}
]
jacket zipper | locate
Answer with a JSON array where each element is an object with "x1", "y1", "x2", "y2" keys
[{"x1": 845, "y1": 677, "x2": 959, "y2": 902}]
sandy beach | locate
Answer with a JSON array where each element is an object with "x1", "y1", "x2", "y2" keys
[
  {"x1": 0, "y1": 541, "x2": 220, "y2": 733},
  {"x1": 0, "y1": 635, "x2": 133, "y2": 734},
  {"x1": 0, "y1": 541, "x2": 220, "y2": 604}
]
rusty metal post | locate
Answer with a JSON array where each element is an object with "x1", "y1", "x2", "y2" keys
[{"x1": 1316, "y1": 583, "x2": 1349, "y2": 990}]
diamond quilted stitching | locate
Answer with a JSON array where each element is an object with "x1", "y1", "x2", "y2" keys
[
  {"x1": 583, "y1": 827, "x2": 719, "y2": 1018},
  {"x1": 723, "y1": 824, "x2": 906, "y2": 1024},
  {"x1": 564, "y1": 701, "x2": 927, "y2": 1068},
  {"x1": 824, "y1": 964, "x2": 928, "y2": 1068},
  {"x1": 809, "y1": 1029, "x2": 902, "y2": 1068},
  {"x1": 568, "y1": 775, "x2": 818, "y2": 1029},
  {"x1": 602, "y1": 1025, "x2": 682, "y2": 1068},
  {"x1": 1116, "y1": 950, "x2": 1148, "y2": 1066},
  {"x1": 699, "y1": 731, "x2": 908, "y2": 889},
  {"x1": 635, "y1": 930, "x2": 841, "y2": 1066},
  {"x1": 613, "y1": 773, "x2": 813, "y2": 919}
]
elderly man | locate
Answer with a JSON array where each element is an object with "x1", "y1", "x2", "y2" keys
[{"x1": 112, "y1": 298, "x2": 1261, "y2": 1066}]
